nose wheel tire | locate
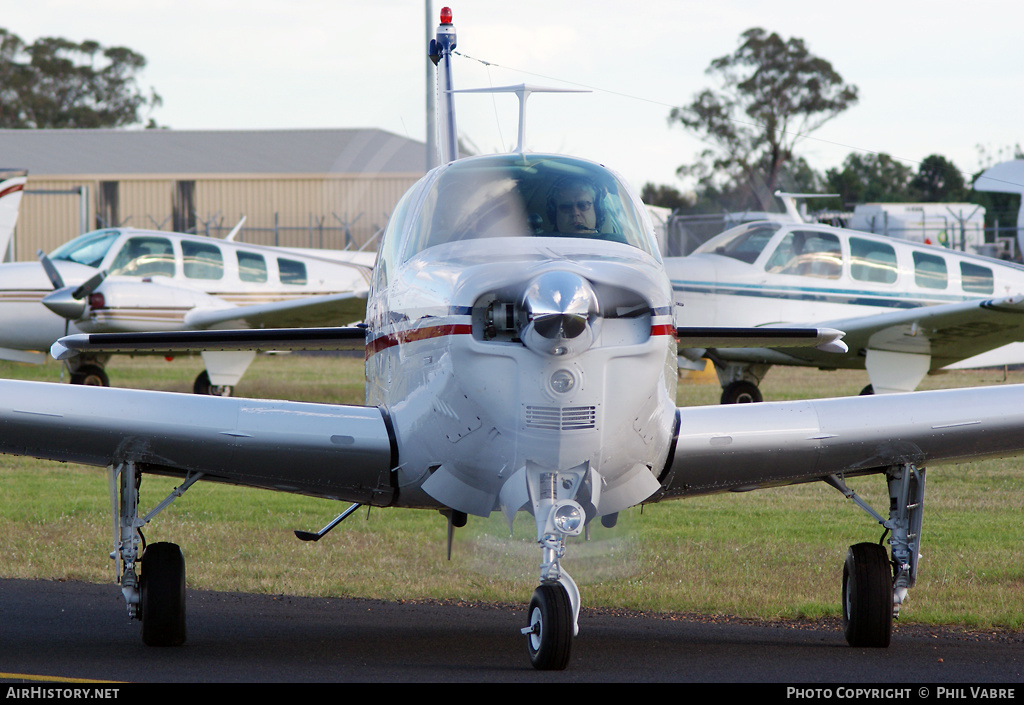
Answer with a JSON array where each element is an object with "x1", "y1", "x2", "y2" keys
[
  {"x1": 140, "y1": 542, "x2": 187, "y2": 647},
  {"x1": 524, "y1": 582, "x2": 573, "y2": 670},
  {"x1": 842, "y1": 542, "x2": 893, "y2": 648}
]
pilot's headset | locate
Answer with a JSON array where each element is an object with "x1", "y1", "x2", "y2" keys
[{"x1": 546, "y1": 176, "x2": 607, "y2": 231}]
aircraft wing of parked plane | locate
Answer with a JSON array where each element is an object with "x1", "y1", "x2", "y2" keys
[
  {"x1": 667, "y1": 219, "x2": 1024, "y2": 402},
  {"x1": 3, "y1": 8, "x2": 1024, "y2": 672},
  {"x1": 0, "y1": 224, "x2": 371, "y2": 394}
]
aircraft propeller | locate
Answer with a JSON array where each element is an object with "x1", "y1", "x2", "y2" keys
[{"x1": 37, "y1": 250, "x2": 108, "y2": 322}]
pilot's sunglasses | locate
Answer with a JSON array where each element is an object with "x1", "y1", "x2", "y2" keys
[{"x1": 557, "y1": 200, "x2": 593, "y2": 213}]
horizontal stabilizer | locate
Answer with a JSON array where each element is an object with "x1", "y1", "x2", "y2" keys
[
  {"x1": 52, "y1": 326, "x2": 367, "y2": 360},
  {"x1": 676, "y1": 326, "x2": 847, "y2": 353}
]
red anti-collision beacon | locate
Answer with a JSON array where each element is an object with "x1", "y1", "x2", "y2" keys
[{"x1": 440, "y1": 7, "x2": 452, "y2": 24}]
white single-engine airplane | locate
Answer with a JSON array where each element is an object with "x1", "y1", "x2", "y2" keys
[
  {"x1": 666, "y1": 218, "x2": 1024, "y2": 403},
  {"x1": 0, "y1": 169, "x2": 27, "y2": 259},
  {"x1": 0, "y1": 223, "x2": 372, "y2": 394},
  {"x1": 3, "y1": 9, "x2": 1024, "y2": 671}
]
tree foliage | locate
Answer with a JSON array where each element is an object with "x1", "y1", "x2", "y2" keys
[
  {"x1": 0, "y1": 28, "x2": 162, "y2": 128},
  {"x1": 670, "y1": 28, "x2": 858, "y2": 211}
]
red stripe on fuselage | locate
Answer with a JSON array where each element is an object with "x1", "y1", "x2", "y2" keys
[
  {"x1": 0, "y1": 183, "x2": 24, "y2": 199},
  {"x1": 366, "y1": 323, "x2": 473, "y2": 358},
  {"x1": 367, "y1": 321, "x2": 674, "y2": 358}
]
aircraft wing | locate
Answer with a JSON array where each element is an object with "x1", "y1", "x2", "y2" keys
[
  {"x1": 0, "y1": 380, "x2": 395, "y2": 504},
  {"x1": 51, "y1": 326, "x2": 368, "y2": 359},
  {"x1": 704, "y1": 295, "x2": 1024, "y2": 370},
  {"x1": 183, "y1": 290, "x2": 369, "y2": 330},
  {"x1": 656, "y1": 383, "x2": 1024, "y2": 500}
]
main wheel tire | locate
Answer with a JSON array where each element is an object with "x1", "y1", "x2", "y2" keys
[
  {"x1": 842, "y1": 542, "x2": 893, "y2": 648},
  {"x1": 140, "y1": 542, "x2": 187, "y2": 647},
  {"x1": 193, "y1": 370, "x2": 233, "y2": 396},
  {"x1": 860, "y1": 384, "x2": 875, "y2": 395},
  {"x1": 525, "y1": 583, "x2": 573, "y2": 670},
  {"x1": 721, "y1": 380, "x2": 762, "y2": 404},
  {"x1": 70, "y1": 364, "x2": 109, "y2": 387}
]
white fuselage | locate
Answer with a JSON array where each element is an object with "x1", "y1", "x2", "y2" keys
[
  {"x1": 666, "y1": 221, "x2": 1024, "y2": 369},
  {"x1": 0, "y1": 228, "x2": 372, "y2": 358},
  {"x1": 364, "y1": 237, "x2": 678, "y2": 518}
]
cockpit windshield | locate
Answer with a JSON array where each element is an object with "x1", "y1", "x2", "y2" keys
[
  {"x1": 692, "y1": 221, "x2": 783, "y2": 264},
  {"x1": 403, "y1": 154, "x2": 657, "y2": 259},
  {"x1": 49, "y1": 229, "x2": 122, "y2": 268}
]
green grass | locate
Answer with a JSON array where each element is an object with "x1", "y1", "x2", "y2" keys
[{"x1": 1, "y1": 355, "x2": 1022, "y2": 630}]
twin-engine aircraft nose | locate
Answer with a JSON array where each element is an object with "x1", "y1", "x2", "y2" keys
[{"x1": 519, "y1": 271, "x2": 601, "y2": 357}]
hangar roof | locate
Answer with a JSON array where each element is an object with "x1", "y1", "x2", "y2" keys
[{"x1": 0, "y1": 128, "x2": 427, "y2": 177}]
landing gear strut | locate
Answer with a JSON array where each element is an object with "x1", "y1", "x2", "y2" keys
[
  {"x1": 111, "y1": 460, "x2": 201, "y2": 646},
  {"x1": 519, "y1": 465, "x2": 587, "y2": 670},
  {"x1": 828, "y1": 463, "x2": 925, "y2": 649}
]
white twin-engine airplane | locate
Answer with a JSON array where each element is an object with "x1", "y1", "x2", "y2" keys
[
  {"x1": 668, "y1": 216, "x2": 1024, "y2": 404},
  {"x1": 0, "y1": 223, "x2": 372, "y2": 394},
  {"x1": 3, "y1": 8, "x2": 1024, "y2": 671}
]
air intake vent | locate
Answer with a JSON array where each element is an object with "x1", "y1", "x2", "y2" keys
[{"x1": 524, "y1": 405, "x2": 596, "y2": 431}]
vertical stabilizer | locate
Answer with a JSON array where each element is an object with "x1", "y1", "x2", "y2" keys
[
  {"x1": 428, "y1": 7, "x2": 459, "y2": 164},
  {"x1": 0, "y1": 170, "x2": 27, "y2": 261},
  {"x1": 973, "y1": 160, "x2": 1024, "y2": 257}
]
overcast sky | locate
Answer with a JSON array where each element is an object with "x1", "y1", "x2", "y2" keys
[{"x1": 5, "y1": 0, "x2": 1022, "y2": 195}]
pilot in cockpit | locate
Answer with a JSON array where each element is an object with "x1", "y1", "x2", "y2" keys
[{"x1": 546, "y1": 177, "x2": 606, "y2": 235}]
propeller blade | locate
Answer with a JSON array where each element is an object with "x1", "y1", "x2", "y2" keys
[
  {"x1": 36, "y1": 250, "x2": 65, "y2": 290},
  {"x1": 72, "y1": 270, "x2": 107, "y2": 300}
]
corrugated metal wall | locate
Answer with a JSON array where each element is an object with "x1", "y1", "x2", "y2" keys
[{"x1": 15, "y1": 173, "x2": 420, "y2": 260}]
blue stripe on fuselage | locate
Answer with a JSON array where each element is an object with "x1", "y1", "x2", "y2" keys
[{"x1": 672, "y1": 280, "x2": 968, "y2": 310}]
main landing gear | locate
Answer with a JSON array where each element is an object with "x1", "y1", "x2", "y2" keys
[
  {"x1": 111, "y1": 460, "x2": 202, "y2": 646},
  {"x1": 827, "y1": 463, "x2": 926, "y2": 648}
]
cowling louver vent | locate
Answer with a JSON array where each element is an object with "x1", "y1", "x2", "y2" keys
[{"x1": 524, "y1": 405, "x2": 596, "y2": 431}]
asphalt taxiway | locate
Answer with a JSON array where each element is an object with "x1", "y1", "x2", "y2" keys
[{"x1": 1, "y1": 578, "x2": 1021, "y2": 683}]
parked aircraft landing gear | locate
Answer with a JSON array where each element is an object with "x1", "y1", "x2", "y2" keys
[
  {"x1": 70, "y1": 363, "x2": 109, "y2": 387},
  {"x1": 194, "y1": 370, "x2": 233, "y2": 396},
  {"x1": 720, "y1": 380, "x2": 762, "y2": 404}
]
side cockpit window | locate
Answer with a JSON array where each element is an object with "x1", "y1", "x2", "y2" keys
[
  {"x1": 765, "y1": 230, "x2": 841, "y2": 279},
  {"x1": 109, "y1": 236, "x2": 175, "y2": 278}
]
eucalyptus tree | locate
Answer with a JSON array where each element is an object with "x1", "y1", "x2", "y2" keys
[
  {"x1": 671, "y1": 28, "x2": 858, "y2": 211},
  {"x1": 0, "y1": 28, "x2": 162, "y2": 128}
]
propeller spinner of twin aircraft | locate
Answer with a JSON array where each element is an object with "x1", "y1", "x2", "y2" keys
[
  {"x1": 4, "y1": 8, "x2": 1024, "y2": 671},
  {"x1": 1, "y1": 223, "x2": 372, "y2": 394}
]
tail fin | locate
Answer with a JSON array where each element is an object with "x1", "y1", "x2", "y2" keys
[
  {"x1": 428, "y1": 7, "x2": 459, "y2": 164},
  {"x1": 0, "y1": 170, "x2": 27, "y2": 261}
]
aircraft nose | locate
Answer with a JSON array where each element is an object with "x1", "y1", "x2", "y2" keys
[
  {"x1": 41, "y1": 287, "x2": 87, "y2": 320},
  {"x1": 519, "y1": 271, "x2": 600, "y2": 356}
]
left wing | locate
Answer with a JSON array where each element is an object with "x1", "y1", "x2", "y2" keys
[
  {"x1": 52, "y1": 326, "x2": 368, "y2": 360},
  {"x1": 0, "y1": 380, "x2": 394, "y2": 503},
  {"x1": 182, "y1": 291, "x2": 369, "y2": 330}
]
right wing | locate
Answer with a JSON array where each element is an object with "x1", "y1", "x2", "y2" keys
[{"x1": 656, "y1": 383, "x2": 1024, "y2": 500}]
